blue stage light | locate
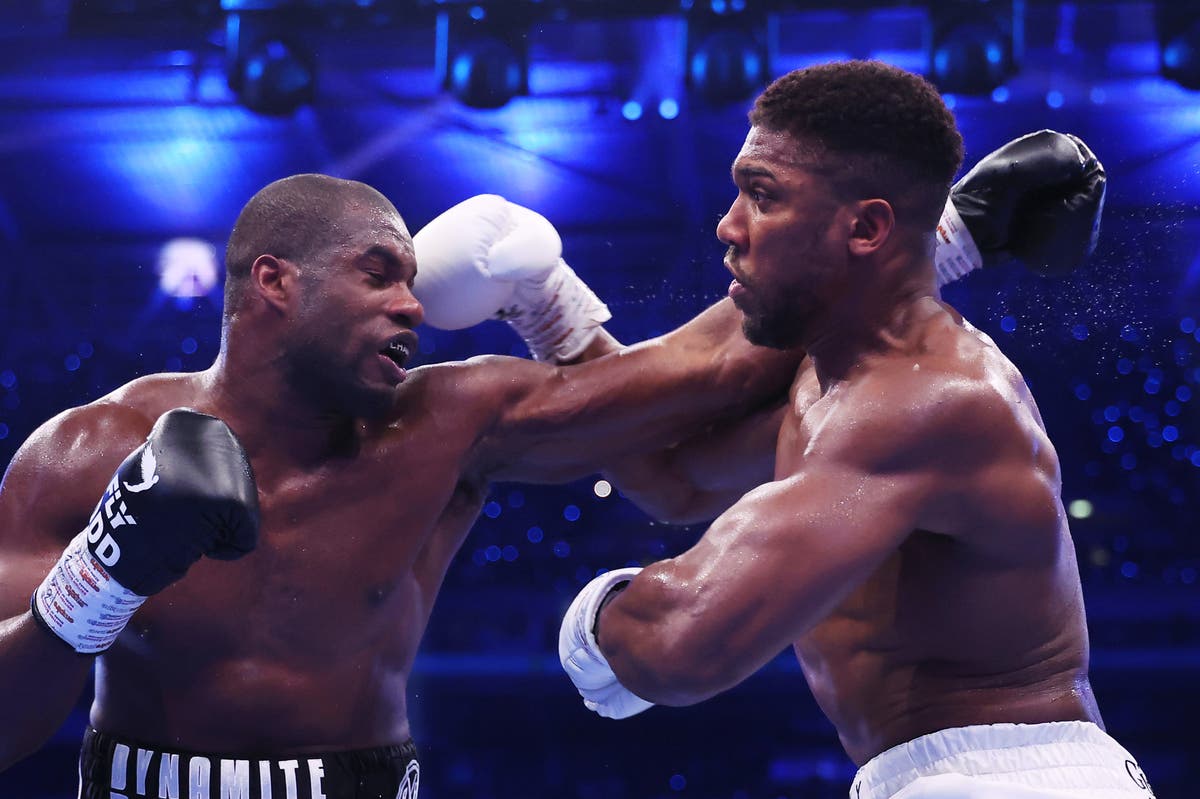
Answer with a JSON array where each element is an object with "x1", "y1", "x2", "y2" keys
[
  {"x1": 450, "y1": 39, "x2": 523, "y2": 109},
  {"x1": 1159, "y1": 8, "x2": 1200, "y2": 89},
  {"x1": 689, "y1": 29, "x2": 765, "y2": 104},
  {"x1": 929, "y1": 1, "x2": 1019, "y2": 95},
  {"x1": 238, "y1": 39, "x2": 314, "y2": 116}
]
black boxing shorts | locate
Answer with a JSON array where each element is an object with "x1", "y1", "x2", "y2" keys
[{"x1": 78, "y1": 726, "x2": 420, "y2": 799}]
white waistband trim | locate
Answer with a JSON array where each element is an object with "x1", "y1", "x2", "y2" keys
[{"x1": 851, "y1": 721, "x2": 1149, "y2": 799}]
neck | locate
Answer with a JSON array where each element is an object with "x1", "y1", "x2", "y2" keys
[
  {"x1": 804, "y1": 253, "x2": 938, "y2": 393},
  {"x1": 205, "y1": 336, "x2": 359, "y2": 467}
]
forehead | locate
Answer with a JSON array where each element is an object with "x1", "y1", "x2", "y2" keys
[
  {"x1": 731, "y1": 126, "x2": 808, "y2": 176},
  {"x1": 729, "y1": 125, "x2": 835, "y2": 185},
  {"x1": 337, "y1": 200, "x2": 414, "y2": 256}
]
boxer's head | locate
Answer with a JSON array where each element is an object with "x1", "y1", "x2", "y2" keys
[
  {"x1": 718, "y1": 60, "x2": 963, "y2": 350},
  {"x1": 224, "y1": 173, "x2": 421, "y2": 417}
]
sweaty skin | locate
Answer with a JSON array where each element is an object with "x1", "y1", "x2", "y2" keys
[
  {"x1": 0, "y1": 185, "x2": 797, "y2": 763},
  {"x1": 593, "y1": 126, "x2": 1102, "y2": 766}
]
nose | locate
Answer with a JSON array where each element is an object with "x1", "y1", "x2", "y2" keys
[
  {"x1": 386, "y1": 284, "x2": 425, "y2": 329},
  {"x1": 715, "y1": 196, "x2": 744, "y2": 251}
]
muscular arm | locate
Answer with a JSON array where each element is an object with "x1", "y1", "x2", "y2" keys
[
  {"x1": 593, "y1": 371, "x2": 1035, "y2": 706},
  {"x1": 0, "y1": 404, "x2": 149, "y2": 770},
  {"x1": 599, "y1": 399, "x2": 786, "y2": 525},
  {"x1": 468, "y1": 298, "x2": 802, "y2": 484},
  {"x1": 562, "y1": 325, "x2": 793, "y2": 525},
  {"x1": 591, "y1": 345, "x2": 818, "y2": 527}
]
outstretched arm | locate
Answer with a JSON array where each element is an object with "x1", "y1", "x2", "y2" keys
[{"x1": 464, "y1": 298, "x2": 802, "y2": 484}]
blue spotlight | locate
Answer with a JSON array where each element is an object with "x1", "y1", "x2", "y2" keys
[
  {"x1": 929, "y1": 1, "x2": 1019, "y2": 96},
  {"x1": 450, "y1": 39, "x2": 523, "y2": 109},
  {"x1": 437, "y1": 7, "x2": 530, "y2": 109},
  {"x1": 238, "y1": 38, "x2": 314, "y2": 116},
  {"x1": 688, "y1": 29, "x2": 766, "y2": 104},
  {"x1": 1159, "y1": 7, "x2": 1200, "y2": 89}
]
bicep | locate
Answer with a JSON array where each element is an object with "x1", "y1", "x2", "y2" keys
[
  {"x1": 603, "y1": 457, "x2": 930, "y2": 699},
  {"x1": 671, "y1": 462, "x2": 923, "y2": 648}
]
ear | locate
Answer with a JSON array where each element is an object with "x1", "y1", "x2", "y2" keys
[
  {"x1": 847, "y1": 199, "x2": 894, "y2": 257},
  {"x1": 249, "y1": 254, "x2": 294, "y2": 314}
]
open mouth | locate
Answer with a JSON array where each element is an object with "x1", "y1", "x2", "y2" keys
[
  {"x1": 377, "y1": 333, "x2": 418, "y2": 381},
  {"x1": 381, "y1": 339, "x2": 411, "y2": 367}
]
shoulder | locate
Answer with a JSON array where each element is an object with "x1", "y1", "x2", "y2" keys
[
  {"x1": 1, "y1": 399, "x2": 156, "y2": 548},
  {"x1": 36, "y1": 371, "x2": 212, "y2": 465},
  {"x1": 5, "y1": 368, "x2": 217, "y2": 490},
  {"x1": 8, "y1": 399, "x2": 155, "y2": 489},
  {"x1": 826, "y1": 354, "x2": 1028, "y2": 475}
]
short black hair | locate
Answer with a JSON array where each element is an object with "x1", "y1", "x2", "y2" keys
[
  {"x1": 749, "y1": 60, "x2": 964, "y2": 228},
  {"x1": 223, "y1": 173, "x2": 398, "y2": 315}
]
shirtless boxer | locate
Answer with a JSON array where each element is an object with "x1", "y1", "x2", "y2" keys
[
  {"x1": 0, "y1": 117, "x2": 1102, "y2": 798},
  {"x1": 558, "y1": 61, "x2": 1144, "y2": 799}
]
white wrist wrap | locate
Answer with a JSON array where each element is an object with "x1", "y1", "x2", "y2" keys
[
  {"x1": 497, "y1": 259, "x2": 612, "y2": 362},
  {"x1": 934, "y1": 200, "x2": 984, "y2": 287},
  {"x1": 32, "y1": 531, "x2": 147, "y2": 654}
]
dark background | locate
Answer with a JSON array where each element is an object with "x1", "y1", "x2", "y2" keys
[{"x1": 0, "y1": 1, "x2": 1197, "y2": 797}]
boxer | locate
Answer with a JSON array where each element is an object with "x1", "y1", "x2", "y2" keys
[{"x1": 558, "y1": 60, "x2": 1139, "y2": 799}]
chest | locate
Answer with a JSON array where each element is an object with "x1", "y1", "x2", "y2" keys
[{"x1": 124, "y1": 439, "x2": 488, "y2": 656}]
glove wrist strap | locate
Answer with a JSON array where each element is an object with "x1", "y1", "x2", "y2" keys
[
  {"x1": 934, "y1": 200, "x2": 984, "y2": 287},
  {"x1": 32, "y1": 531, "x2": 146, "y2": 654},
  {"x1": 498, "y1": 260, "x2": 612, "y2": 362},
  {"x1": 579, "y1": 567, "x2": 643, "y2": 649}
]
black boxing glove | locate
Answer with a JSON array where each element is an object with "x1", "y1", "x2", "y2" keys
[
  {"x1": 32, "y1": 408, "x2": 259, "y2": 654},
  {"x1": 934, "y1": 129, "x2": 1107, "y2": 282}
]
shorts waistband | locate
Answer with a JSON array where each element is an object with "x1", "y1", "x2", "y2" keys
[
  {"x1": 850, "y1": 721, "x2": 1149, "y2": 799},
  {"x1": 79, "y1": 726, "x2": 420, "y2": 799}
]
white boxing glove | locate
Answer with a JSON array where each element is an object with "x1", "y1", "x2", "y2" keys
[
  {"x1": 558, "y1": 566, "x2": 655, "y2": 720},
  {"x1": 412, "y1": 194, "x2": 611, "y2": 362}
]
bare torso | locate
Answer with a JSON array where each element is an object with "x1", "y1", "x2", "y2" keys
[
  {"x1": 87, "y1": 365, "x2": 490, "y2": 752},
  {"x1": 778, "y1": 307, "x2": 1101, "y2": 764}
]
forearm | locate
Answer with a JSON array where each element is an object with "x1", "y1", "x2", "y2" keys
[
  {"x1": 595, "y1": 566, "x2": 740, "y2": 707},
  {"x1": 489, "y1": 301, "x2": 798, "y2": 482},
  {"x1": 0, "y1": 611, "x2": 92, "y2": 771}
]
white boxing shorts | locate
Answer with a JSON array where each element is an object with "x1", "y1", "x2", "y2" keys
[{"x1": 849, "y1": 721, "x2": 1155, "y2": 799}]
